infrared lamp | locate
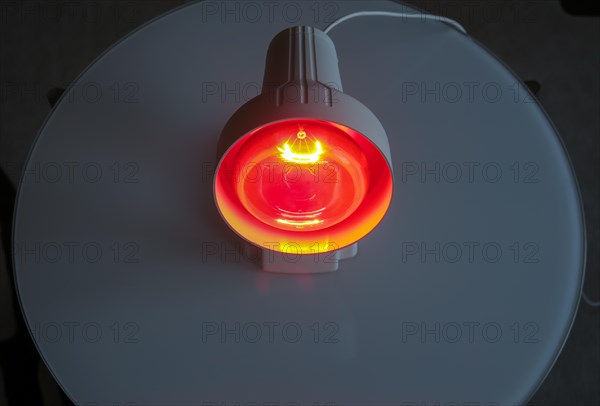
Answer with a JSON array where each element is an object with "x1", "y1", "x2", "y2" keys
[{"x1": 214, "y1": 26, "x2": 393, "y2": 273}]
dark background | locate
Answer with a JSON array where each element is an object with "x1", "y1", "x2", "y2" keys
[{"x1": 0, "y1": 0, "x2": 598, "y2": 405}]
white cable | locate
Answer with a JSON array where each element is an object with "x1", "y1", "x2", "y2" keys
[
  {"x1": 582, "y1": 292, "x2": 600, "y2": 307},
  {"x1": 323, "y1": 11, "x2": 467, "y2": 35}
]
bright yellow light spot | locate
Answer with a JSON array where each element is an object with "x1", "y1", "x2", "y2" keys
[
  {"x1": 277, "y1": 129, "x2": 324, "y2": 164},
  {"x1": 276, "y1": 218, "x2": 324, "y2": 227}
]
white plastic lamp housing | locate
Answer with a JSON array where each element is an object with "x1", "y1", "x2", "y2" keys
[{"x1": 214, "y1": 26, "x2": 394, "y2": 273}]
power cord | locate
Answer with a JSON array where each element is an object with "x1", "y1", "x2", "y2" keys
[
  {"x1": 323, "y1": 11, "x2": 468, "y2": 35},
  {"x1": 582, "y1": 292, "x2": 600, "y2": 307}
]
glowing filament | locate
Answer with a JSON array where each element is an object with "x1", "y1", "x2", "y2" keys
[{"x1": 277, "y1": 129, "x2": 324, "y2": 164}]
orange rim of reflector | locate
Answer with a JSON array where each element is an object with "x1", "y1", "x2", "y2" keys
[{"x1": 214, "y1": 119, "x2": 393, "y2": 254}]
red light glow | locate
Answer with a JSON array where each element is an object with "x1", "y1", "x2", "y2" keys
[{"x1": 214, "y1": 119, "x2": 392, "y2": 254}]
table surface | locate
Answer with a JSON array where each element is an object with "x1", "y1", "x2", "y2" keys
[{"x1": 13, "y1": 1, "x2": 585, "y2": 405}]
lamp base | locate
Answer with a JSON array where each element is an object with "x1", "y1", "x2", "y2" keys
[{"x1": 261, "y1": 243, "x2": 358, "y2": 273}]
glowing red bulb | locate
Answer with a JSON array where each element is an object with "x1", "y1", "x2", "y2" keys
[{"x1": 214, "y1": 119, "x2": 392, "y2": 254}]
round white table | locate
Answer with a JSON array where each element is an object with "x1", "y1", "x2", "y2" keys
[{"x1": 13, "y1": 1, "x2": 585, "y2": 404}]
